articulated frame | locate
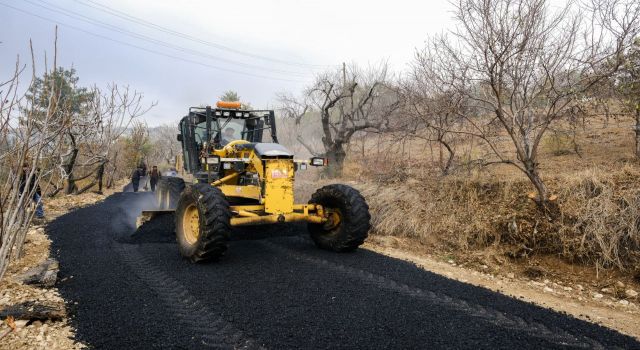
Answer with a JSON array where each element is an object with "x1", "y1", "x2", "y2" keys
[{"x1": 229, "y1": 204, "x2": 328, "y2": 226}]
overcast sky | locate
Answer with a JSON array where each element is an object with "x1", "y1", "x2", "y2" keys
[{"x1": 1, "y1": 0, "x2": 454, "y2": 125}]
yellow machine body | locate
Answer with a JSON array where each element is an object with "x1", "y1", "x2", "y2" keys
[
  {"x1": 200, "y1": 140, "x2": 327, "y2": 227},
  {"x1": 263, "y1": 159, "x2": 294, "y2": 214}
]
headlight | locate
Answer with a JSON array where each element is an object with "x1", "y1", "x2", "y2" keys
[
  {"x1": 310, "y1": 157, "x2": 326, "y2": 166},
  {"x1": 206, "y1": 156, "x2": 220, "y2": 164},
  {"x1": 223, "y1": 162, "x2": 232, "y2": 170}
]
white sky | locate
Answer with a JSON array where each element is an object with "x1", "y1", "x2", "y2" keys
[{"x1": 1, "y1": 0, "x2": 454, "y2": 125}]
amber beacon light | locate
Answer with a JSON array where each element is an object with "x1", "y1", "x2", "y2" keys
[{"x1": 216, "y1": 101, "x2": 242, "y2": 109}]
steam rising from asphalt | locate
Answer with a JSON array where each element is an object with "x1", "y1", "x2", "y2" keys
[{"x1": 110, "y1": 182, "x2": 162, "y2": 240}]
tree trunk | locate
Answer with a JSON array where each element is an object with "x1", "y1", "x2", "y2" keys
[
  {"x1": 64, "y1": 133, "x2": 78, "y2": 195},
  {"x1": 325, "y1": 144, "x2": 347, "y2": 178},
  {"x1": 77, "y1": 161, "x2": 106, "y2": 195},
  {"x1": 440, "y1": 140, "x2": 455, "y2": 175},
  {"x1": 64, "y1": 147, "x2": 78, "y2": 194},
  {"x1": 635, "y1": 108, "x2": 640, "y2": 159},
  {"x1": 523, "y1": 160, "x2": 548, "y2": 207},
  {"x1": 96, "y1": 162, "x2": 105, "y2": 194}
]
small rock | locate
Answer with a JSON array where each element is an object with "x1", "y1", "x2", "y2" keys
[
  {"x1": 447, "y1": 259, "x2": 454, "y2": 265},
  {"x1": 593, "y1": 293, "x2": 604, "y2": 299},
  {"x1": 563, "y1": 286, "x2": 573, "y2": 291},
  {"x1": 626, "y1": 289, "x2": 638, "y2": 298},
  {"x1": 601, "y1": 287, "x2": 614, "y2": 294},
  {"x1": 616, "y1": 281, "x2": 625, "y2": 288},
  {"x1": 575, "y1": 284, "x2": 584, "y2": 291},
  {"x1": 619, "y1": 300, "x2": 629, "y2": 306},
  {"x1": 15, "y1": 259, "x2": 59, "y2": 288},
  {"x1": 507, "y1": 273, "x2": 515, "y2": 279},
  {"x1": 543, "y1": 287, "x2": 553, "y2": 293},
  {"x1": 481, "y1": 265, "x2": 488, "y2": 269}
]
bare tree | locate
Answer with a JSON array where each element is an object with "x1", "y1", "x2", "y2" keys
[
  {"x1": 280, "y1": 63, "x2": 400, "y2": 176},
  {"x1": 402, "y1": 65, "x2": 469, "y2": 175},
  {"x1": 147, "y1": 123, "x2": 181, "y2": 168},
  {"x1": 277, "y1": 92, "x2": 319, "y2": 156},
  {"x1": 616, "y1": 37, "x2": 640, "y2": 156},
  {"x1": 75, "y1": 84, "x2": 153, "y2": 194},
  {"x1": 420, "y1": 0, "x2": 639, "y2": 207},
  {"x1": 0, "y1": 38, "x2": 67, "y2": 279}
]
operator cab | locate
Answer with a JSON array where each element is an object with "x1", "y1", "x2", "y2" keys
[{"x1": 177, "y1": 102, "x2": 279, "y2": 177}]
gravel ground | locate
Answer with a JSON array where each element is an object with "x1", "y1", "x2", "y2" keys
[{"x1": 47, "y1": 191, "x2": 640, "y2": 349}]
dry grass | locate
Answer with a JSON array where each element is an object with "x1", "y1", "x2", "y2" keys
[{"x1": 556, "y1": 166, "x2": 640, "y2": 270}]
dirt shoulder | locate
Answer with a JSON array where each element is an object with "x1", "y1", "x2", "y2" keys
[
  {"x1": 0, "y1": 185, "x2": 125, "y2": 349},
  {"x1": 364, "y1": 235, "x2": 640, "y2": 340}
]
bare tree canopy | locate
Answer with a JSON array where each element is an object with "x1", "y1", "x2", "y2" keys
[
  {"x1": 411, "y1": 0, "x2": 640, "y2": 207},
  {"x1": 280, "y1": 62, "x2": 401, "y2": 176}
]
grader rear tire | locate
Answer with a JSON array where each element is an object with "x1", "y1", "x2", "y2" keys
[
  {"x1": 175, "y1": 184, "x2": 231, "y2": 262},
  {"x1": 308, "y1": 184, "x2": 371, "y2": 252},
  {"x1": 156, "y1": 177, "x2": 185, "y2": 209}
]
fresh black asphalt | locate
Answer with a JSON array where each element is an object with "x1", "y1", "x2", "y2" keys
[{"x1": 47, "y1": 191, "x2": 640, "y2": 349}]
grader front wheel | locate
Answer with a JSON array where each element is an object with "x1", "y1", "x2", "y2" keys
[
  {"x1": 175, "y1": 184, "x2": 231, "y2": 262},
  {"x1": 308, "y1": 184, "x2": 371, "y2": 252}
]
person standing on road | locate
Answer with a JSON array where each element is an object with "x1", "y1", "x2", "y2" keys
[
  {"x1": 149, "y1": 165, "x2": 160, "y2": 192},
  {"x1": 131, "y1": 167, "x2": 142, "y2": 192},
  {"x1": 19, "y1": 163, "x2": 45, "y2": 220}
]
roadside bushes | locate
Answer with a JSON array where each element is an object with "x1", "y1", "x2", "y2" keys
[
  {"x1": 349, "y1": 165, "x2": 640, "y2": 272},
  {"x1": 557, "y1": 166, "x2": 640, "y2": 270}
]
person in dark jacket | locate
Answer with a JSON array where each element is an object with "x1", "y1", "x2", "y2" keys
[
  {"x1": 149, "y1": 166, "x2": 161, "y2": 192},
  {"x1": 131, "y1": 167, "x2": 142, "y2": 192},
  {"x1": 19, "y1": 163, "x2": 45, "y2": 219}
]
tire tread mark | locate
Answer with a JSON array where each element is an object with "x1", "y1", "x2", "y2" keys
[
  {"x1": 262, "y1": 238, "x2": 613, "y2": 350},
  {"x1": 116, "y1": 244, "x2": 265, "y2": 350}
]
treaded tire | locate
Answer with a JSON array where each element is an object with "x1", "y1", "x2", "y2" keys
[
  {"x1": 156, "y1": 177, "x2": 185, "y2": 209},
  {"x1": 175, "y1": 184, "x2": 231, "y2": 262},
  {"x1": 155, "y1": 180, "x2": 167, "y2": 208},
  {"x1": 308, "y1": 184, "x2": 371, "y2": 252}
]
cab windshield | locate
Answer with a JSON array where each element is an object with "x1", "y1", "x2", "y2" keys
[
  {"x1": 217, "y1": 118, "x2": 246, "y2": 146},
  {"x1": 194, "y1": 117, "x2": 248, "y2": 146}
]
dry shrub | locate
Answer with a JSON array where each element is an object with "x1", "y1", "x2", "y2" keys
[
  {"x1": 355, "y1": 174, "x2": 536, "y2": 252},
  {"x1": 556, "y1": 165, "x2": 640, "y2": 270},
  {"x1": 342, "y1": 163, "x2": 640, "y2": 271}
]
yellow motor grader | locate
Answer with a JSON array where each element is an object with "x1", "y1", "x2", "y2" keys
[{"x1": 148, "y1": 101, "x2": 370, "y2": 262}]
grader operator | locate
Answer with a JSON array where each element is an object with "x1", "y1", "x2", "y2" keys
[{"x1": 148, "y1": 101, "x2": 371, "y2": 262}]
